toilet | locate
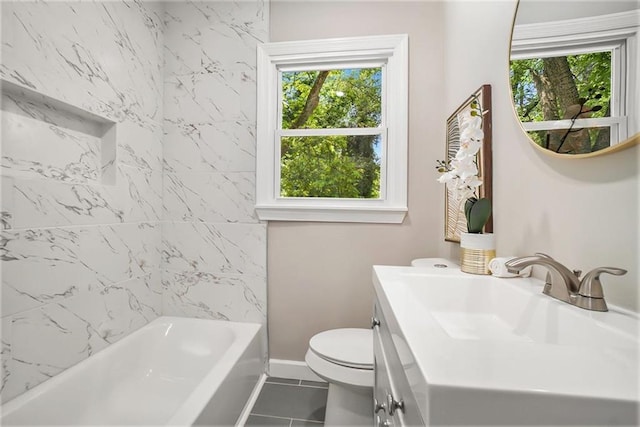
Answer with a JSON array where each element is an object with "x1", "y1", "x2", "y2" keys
[
  {"x1": 305, "y1": 259, "x2": 452, "y2": 425},
  {"x1": 305, "y1": 328, "x2": 374, "y2": 426}
]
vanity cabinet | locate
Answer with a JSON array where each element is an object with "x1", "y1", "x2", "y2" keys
[{"x1": 372, "y1": 303, "x2": 424, "y2": 427}]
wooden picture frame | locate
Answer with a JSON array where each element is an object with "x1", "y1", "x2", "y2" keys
[{"x1": 444, "y1": 85, "x2": 493, "y2": 242}]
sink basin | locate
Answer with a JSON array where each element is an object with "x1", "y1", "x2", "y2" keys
[{"x1": 373, "y1": 265, "x2": 639, "y2": 425}]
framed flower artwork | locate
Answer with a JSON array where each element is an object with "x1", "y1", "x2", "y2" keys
[{"x1": 443, "y1": 85, "x2": 493, "y2": 242}]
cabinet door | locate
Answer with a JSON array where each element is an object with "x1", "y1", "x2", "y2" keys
[
  {"x1": 373, "y1": 310, "x2": 406, "y2": 427},
  {"x1": 374, "y1": 302, "x2": 427, "y2": 427},
  {"x1": 374, "y1": 322, "x2": 388, "y2": 425}
]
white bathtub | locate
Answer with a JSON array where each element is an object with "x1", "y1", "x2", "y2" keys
[{"x1": 1, "y1": 316, "x2": 263, "y2": 426}]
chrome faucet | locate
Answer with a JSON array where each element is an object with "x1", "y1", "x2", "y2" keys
[{"x1": 505, "y1": 253, "x2": 627, "y2": 312}]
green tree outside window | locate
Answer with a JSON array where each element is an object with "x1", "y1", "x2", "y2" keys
[{"x1": 280, "y1": 68, "x2": 382, "y2": 198}]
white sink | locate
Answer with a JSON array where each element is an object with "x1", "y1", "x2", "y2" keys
[{"x1": 373, "y1": 265, "x2": 639, "y2": 425}]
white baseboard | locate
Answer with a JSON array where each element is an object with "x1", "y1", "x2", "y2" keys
[{"x1": 268, "y1": 358, "x2": 325, "y2": 382}]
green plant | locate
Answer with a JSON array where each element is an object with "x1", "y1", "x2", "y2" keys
[{"x1": 464, "y1": 197, "x2": 491, "y2": 233}]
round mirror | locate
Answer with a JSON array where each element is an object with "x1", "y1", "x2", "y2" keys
[{"x1": 509, "y1": 0, "x2": 639, "y2": 157}]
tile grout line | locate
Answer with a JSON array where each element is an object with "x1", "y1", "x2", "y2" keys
[
  {"x1": 251, "y1": 412, "x2": 325, "y2": 423},
  {"x1": 291, "y1": 417, "x2": 324, "y2": 424},
  {"x1": 249, "y1": 413, "x2": 291, "y2": 419},
  {"x1": 249, "y1": 413, "x2": 294, "y2": 422},
  {"x1": 264, "y1": 381, "x2": 328, "y2": 390},
  {"x1": 252, "y1": 378, "x2": 328, "y2": 425}
]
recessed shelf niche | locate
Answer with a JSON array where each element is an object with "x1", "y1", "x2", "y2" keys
[{"x1": 1, "y1": 79, "x2": 116, "y2": 186}]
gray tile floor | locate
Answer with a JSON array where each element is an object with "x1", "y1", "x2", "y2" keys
[{"x1": 245, "y1": 377, "x2": 328, "y2": 426}]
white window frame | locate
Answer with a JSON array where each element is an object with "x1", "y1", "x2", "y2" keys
[
  {"x1": 510, "y1": 10, "x2": 639, "y2": 148},
  {"x1": 255, "y1": 34, "x2": 408, "y2": 223}
]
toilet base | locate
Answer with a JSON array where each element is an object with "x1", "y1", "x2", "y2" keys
[{"x1": 324, "y1": 383, "x2": 373, "y2": 426}]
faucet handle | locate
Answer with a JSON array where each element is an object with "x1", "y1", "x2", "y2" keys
[{"x1": 579, "y1": 267, "x2": 627, "y2": 298}]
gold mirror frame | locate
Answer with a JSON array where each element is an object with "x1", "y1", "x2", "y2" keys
[{"x1": 508, "y1": 0, "x2": 640, "y2": 158}]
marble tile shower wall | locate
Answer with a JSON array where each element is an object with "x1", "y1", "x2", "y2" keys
[
  {"x1": 161, "y1": 2, "x2": 268, "y2": 324},
  {"x1": 0, "y1": 2, "x2": 164, "y2": 402},
  {"x1": 1, "y1": 0, "x2": 269, "y2": 404}
]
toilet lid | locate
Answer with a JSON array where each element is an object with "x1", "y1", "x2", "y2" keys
[{"x1": 309, "y1": 328, "x2": 373, "y2": 369}]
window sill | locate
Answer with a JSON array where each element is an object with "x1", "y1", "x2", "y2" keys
[{"x1": 255, "y1": 204, "x2": 407, "y2": 223}]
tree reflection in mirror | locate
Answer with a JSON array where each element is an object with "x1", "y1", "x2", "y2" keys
[{"x1": 510, "y1": 51, "x2": 613, "y2": 154}]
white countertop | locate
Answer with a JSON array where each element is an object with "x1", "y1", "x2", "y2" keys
[{"x1": 373, "y1": 264, "x2": 639, "y2": 425}]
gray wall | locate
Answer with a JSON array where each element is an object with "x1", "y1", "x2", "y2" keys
[
  {"x1": 440, "y1": 0, "x2": 638, "y2": 311},
  {"x1": 268, "y1": 1, "x2": 446, "y2": 361},
  {"x1": 269, "y1": 0, "x2": 638, "y2": 362}
]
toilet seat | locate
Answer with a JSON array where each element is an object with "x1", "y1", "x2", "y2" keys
[
  {"x1": 308, "y1": 328, "x2": 373, "y2": 369},
  {"x1": 305, "y1": 328, "x2": 374, "y2": 389}
]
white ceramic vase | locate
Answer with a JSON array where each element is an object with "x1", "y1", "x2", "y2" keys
[{"x1": 460, "y1": 232, "x2": 496, "y2": 275}]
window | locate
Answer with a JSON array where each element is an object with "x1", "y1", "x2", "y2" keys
[
  {"x1": 279, "y1": 67, "x2": 382, "y2": 199},
  {"x1": 256, "y1": 35, "x2": 408, "y2": 223},
  {"x1": 510, "y1": 10, "x2": 638, "y2": 154}
]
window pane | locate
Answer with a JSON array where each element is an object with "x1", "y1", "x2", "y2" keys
[
  {"x1": 527, "y1": 126, "x2": 610, "y2": 154},
  {"x1": 281, "y1": 68, "x2": 382, "y2": 129},
  {"x1": 510, "y1": 52, "x2": 611, "y2": 123},
  {"x1": 280, "y1": 135, "x2": 382, "y2": 198}
]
